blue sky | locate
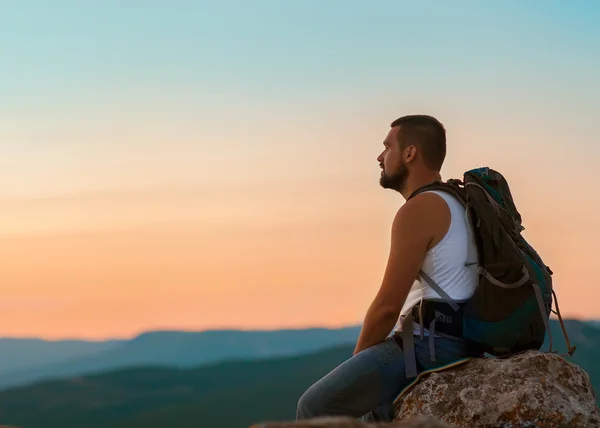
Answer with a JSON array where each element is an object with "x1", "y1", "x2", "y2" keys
[
  {"x1": 2, "y1": 1, "x2": 598, "y2": 113},
  {"x1": 2, "y1": 1, "x2": 600, "y2": 337},
  {"x1": 1, "y1": 1, "x2": 598, "y2": 222}
]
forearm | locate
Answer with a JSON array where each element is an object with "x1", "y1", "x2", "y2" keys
[{"x1": 353, "y1": 305, "x2": 399, "y2": 355}]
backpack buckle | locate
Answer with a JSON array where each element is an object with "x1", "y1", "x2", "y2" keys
[{"x1": 434, "y1": 310, "x2": 453, "y2": 324}]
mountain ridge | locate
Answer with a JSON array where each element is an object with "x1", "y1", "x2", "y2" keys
[
  {"x1": 0, "y1": 325, "x2": 598, "y2": 428},
  {"x1": 1, "y1": 320, "x2": 597, "y2": 393},
  {"x1": 0, "y1": 326, "x2": 363, "y2": 390},
  {"x1": 0, "y1": 338, "x2": 123, "y2": 374}
]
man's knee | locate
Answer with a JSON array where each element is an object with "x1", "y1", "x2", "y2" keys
[{"x1": 296, "y1": 385, "x2": 325, "y2": 420}]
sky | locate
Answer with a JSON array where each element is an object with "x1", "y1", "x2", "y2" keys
[{"x1": 1, "y1": 1, "x2": 599, "y2": 339}]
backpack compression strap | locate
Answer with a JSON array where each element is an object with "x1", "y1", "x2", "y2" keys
[{"x1": 400, "y1": 270, "x2": 462, "y2": 379}]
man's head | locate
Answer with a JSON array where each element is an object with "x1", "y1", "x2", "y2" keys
[{"x1": 377, "y1": 114, "x2": 446, "y2": 195}]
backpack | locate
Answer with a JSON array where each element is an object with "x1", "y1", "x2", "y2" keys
[{"x1": 406, "y1": 167, "x2": 575, "y2": 359}]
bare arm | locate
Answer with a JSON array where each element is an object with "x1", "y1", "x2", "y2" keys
[{"x1": 353, "y1": 193, "x2": 446, "y2": 355}]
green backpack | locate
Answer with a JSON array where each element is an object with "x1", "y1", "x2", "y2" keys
[{"x1": 406, "y1": 167, "x2": 575, "y2": 359}]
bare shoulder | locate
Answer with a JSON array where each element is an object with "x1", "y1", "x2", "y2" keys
[
  {"x1": 392, "y1": 191, "x2": 451, "y2": 249},
  {"x1": 394, "y1": 191, "x2": 449, "y2": 223}
]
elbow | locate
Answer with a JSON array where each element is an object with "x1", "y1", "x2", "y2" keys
[
  {"x1": 370, "y1": 302, "x2": 401, "y2": 322},
  {"x1": 381, "y1": 308, "x2": 401, "y2": 322}
]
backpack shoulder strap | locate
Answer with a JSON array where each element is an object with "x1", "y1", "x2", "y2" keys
[{"x1": 407, "y1": 179, "x2": 467, "y2": 208}]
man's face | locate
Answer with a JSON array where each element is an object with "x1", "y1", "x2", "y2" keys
[{"x1": 377, "y1": 127, "x2": 409, "y2": 193}]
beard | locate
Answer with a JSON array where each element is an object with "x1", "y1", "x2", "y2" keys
[{"x1": 379, "y1": 162, "x2": 408, "y2": 193}]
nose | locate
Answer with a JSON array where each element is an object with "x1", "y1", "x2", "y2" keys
[{"x1": 377, "y1": 152, "x2": 383, "y2": 163}]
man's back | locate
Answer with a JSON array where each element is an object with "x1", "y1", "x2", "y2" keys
[{"x1": 400, "y1": 189, "x2": 479, "y2": 335}]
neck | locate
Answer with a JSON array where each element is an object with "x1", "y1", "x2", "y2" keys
[{"x1": 400, "y1": 170, "x2": 442, "y2": 200}]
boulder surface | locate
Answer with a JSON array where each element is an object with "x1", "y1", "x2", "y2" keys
[
  {"x1": 252, "y1": 351, "x2": 598, "y2": 427},
  {"x1": 395, "y1": 350, "x2": 598, "y2": 427}
]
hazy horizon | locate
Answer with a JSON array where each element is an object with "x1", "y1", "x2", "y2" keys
[
  {"x1": 2, "y1": 318, "x2": 595, "y2": 342},
  {"x1": 2, "y1": 1, "x2": 599, "y2": 339}
]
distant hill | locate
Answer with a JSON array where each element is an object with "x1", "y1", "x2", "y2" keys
[
  {"x1": 0, "y1": 338, "x2": 122, "y2": 374},
  {"x1": 0, "y1": 326, "x2": 361, "y2": 390},
  {"x1": 0, "y1": 344, "x2": 355, "y2": 428},
  {"x1": 543, "y1": 319, "x2": 600, "y2": 386},
  {"x1": 0, "y1": 320, "x2": 597, "y2": 428}
]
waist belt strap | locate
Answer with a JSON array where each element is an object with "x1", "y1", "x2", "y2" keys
[
  {"x1": 428, "y1": 316, "x2": 438, "y2": 363},
  {"x1": 401, "y1": 271, "x2": 465, "y2": 379},
  {"x1": 401, "y1": 312, "x2": 418, "y2": 379}
]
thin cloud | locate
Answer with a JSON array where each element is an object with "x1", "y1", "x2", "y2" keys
[{"x1": 0, "y1": 299, "x2": 66, "y2": 310}]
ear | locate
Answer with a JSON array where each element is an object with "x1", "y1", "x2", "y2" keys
[{"x1": 404, "y1": 145, "x2": 417, "y2": 163}]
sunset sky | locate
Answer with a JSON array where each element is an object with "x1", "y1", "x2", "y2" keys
[{"x1": 1, "y1": 1, "x2": 599, "y2": 339}]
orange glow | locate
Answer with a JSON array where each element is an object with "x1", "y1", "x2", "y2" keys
[{"x1": 0, "y1": 111, "x2": 597, "y2": 339}]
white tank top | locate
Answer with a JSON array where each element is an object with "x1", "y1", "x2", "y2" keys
[{"x1": 398, "y1": 190, "x2": 479, "y2": 335}]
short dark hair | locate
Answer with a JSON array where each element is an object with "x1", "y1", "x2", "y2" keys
[{"x1": 390, "y1": 114, "x2": 446, "y2": 171}]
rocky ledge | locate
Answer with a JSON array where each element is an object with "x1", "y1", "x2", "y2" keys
[
  {"x1": 253, "y1": 350, "x2": 598, "y2": 427},
  {"x1": 251, "y1": 415, "x2": 450, "y2": 427}
]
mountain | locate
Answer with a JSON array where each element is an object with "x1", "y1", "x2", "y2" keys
[
  {"x1": 0, "y1": 320, "x2": 598, "y2": 428},
  {"x1": 0, "y1": 344, "x2": 355, "y2": 428},
  {"x1": 0, "y1": 319, "x2": 596, "y2": 395},
  {"x1": 0, "y1": 326, "x2": 361, "y2": 390},
  {"x1": 543, "y1": 319, "x2": 600, "y2": 385},
  {"x1": 0, "y1": 338, "x2": 123, "y2": 374}
]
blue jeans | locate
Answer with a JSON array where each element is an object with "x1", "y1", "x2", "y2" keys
[{"x1": 296, "y1": 334, "x2": 470, "y2": 422}]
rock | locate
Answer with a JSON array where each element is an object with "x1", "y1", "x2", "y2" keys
[
  {"x1": 252, "y1": 350, "x2": 597, "y2": 428},
  {"x1": 251, "y1": 415, "x2": 451, "y2": 427},
  {"x1": 395, "y1": 350, "x2": 599, "y2": 427}
]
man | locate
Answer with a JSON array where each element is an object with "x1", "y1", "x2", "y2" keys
[{"x1": 296, "y1": 115, "x2": 479, "y2": 421}]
